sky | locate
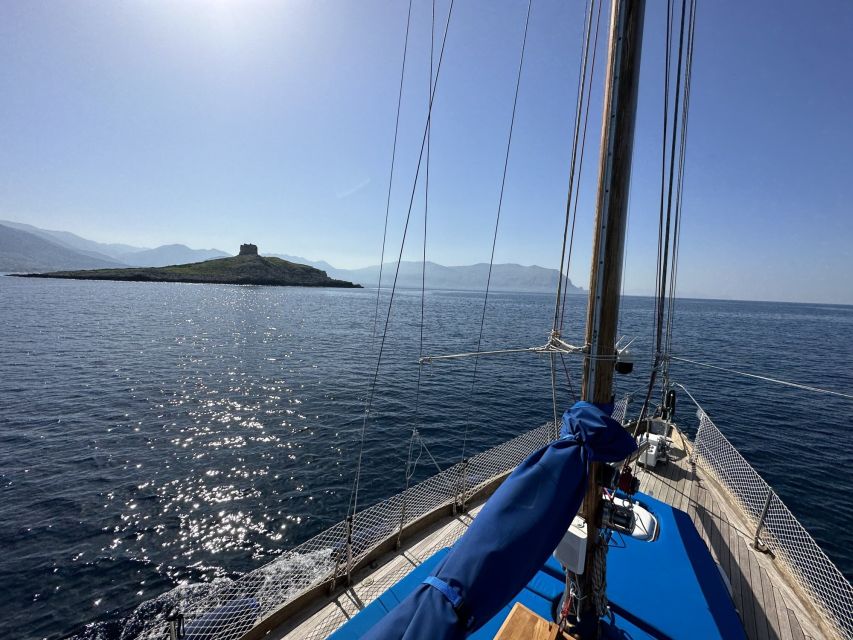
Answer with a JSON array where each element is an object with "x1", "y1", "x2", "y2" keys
[{"x1": 0, "y1": 0, "x2": 851, "y2": 304}]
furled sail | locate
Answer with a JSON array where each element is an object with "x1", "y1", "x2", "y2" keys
[{"x1": 363, "y1": 401, "x2": 637, "y2": 639}]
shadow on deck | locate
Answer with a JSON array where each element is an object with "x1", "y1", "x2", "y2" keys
[{"x1": 638, "y1": 439, "x2": 825, "y2": 640}]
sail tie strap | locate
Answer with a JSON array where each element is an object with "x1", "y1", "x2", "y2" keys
[{"x1": 422, "y1": 577, "x2": 474, "y2": 629}]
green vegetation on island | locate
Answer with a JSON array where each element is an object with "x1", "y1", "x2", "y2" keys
[{"x1": 12, "y1": 244, "x2": 361, "y2": 288}]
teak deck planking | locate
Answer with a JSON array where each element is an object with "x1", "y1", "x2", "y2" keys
[{"x1": 270, "y1": 426, "x2": 837, "y2": 640}]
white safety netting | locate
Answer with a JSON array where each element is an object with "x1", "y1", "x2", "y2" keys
[
  {"x1": 140, "y1": 422, "x2": 556, "y2": 640},
  {"x1": 611, "y1": 395, "x2": 630, "y2": 425},
  {"x1": 693, "y1": 410, "x2": 853, "y2": 640},
  {"x1": 136, "y1": 396, "x2": 851, "y2": 640}
]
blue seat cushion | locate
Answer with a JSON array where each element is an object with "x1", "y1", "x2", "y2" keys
[{"x1": 328, "y1": 547, "x2": 451, "y2": 640}]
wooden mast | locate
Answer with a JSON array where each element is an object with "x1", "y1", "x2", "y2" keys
[{"x1": 577, "y1": 0, "x2": 645, "y2": 633}]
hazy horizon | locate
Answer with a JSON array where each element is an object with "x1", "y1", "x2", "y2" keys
[
  {"x1": 1, "y1": 1, "x2": 851, "y2": 304},
  {"x1": 2, "y1": 216, "x2": 851, "y2": 306}
]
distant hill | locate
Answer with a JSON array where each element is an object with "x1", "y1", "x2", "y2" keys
[
  {"x1": 271, "y1": 256, "x2": 581, "y2": 293},
  {"x1": 119, "y1": 244, "x2": 228, "y2": 267},
  {"x1": 324, "y1": 261, "x2": 583, "y2": 294},
  {"x1": 13, "y1": 247, "x2": 360, "y2": 288},
  {"x1": 271, "y1": 254, "x2": 338, "y2": 273},
  {"x1": 0, "y1": 220, "x2": 138, "y2": 262},
  {"x1": 0, "y1": 221, "x2": 229, "y2": 269},
  {"x1": 0, "y1": 224, "x2": 125, "y2": 272},
  {"x1": 1, "y1": 221, "x2": 580, "y2": 292}
]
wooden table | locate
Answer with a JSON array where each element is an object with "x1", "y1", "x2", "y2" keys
[{"x1": 494, "y1": 602, "x2": 569, "y2": 640}]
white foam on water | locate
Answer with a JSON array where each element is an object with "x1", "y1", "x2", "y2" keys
[
  {"x1": 252, "y1": 548, "x2": 335, "y2": 614},
  {"x1": 102, "y1": 548, "x2": 336, "y2": 640}
]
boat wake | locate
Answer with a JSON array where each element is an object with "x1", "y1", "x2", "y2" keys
[{"x1": 68, "y1": 549, "x2": 335, "y2": 640}]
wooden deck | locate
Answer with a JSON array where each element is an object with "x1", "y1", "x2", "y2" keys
[
  {"x1": 636, "y1": 428, "x2": 835, "y2": 640},
  {"x1": 270, "y1": 426, "x2": 839, "y2": 640}
]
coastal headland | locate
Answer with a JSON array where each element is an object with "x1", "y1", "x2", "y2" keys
[{"x1": 11, "y1": 244, "x2": 362, "y2": 288}]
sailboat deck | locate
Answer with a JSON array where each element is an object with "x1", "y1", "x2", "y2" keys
[
  {"x1": 640, "y1": 431, "x2": 831, "y2": 640},
  {"x1": 269, "y1": 427, "x2": 836, "y2": 640},
  {"x1": 267, "y1": 505, "x2": 485, "y2": 640}
]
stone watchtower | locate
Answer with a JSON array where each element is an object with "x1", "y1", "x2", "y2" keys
[{"x1": 239, "y1": 243, "x2": 258, "y2": 256}]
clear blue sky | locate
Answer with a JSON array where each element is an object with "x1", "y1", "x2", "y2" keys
[{"x1": 0, "y1": 0, "x2": 851, "y2": 303}]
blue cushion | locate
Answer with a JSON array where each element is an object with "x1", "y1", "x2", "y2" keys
[
  {"x1": 543, "y1": 554, "x2": 565, "y2": 581},
  {"x1": 525, "y1": 568, "x2": 564, "y2": 602},
  {"x1": 328, "y1": 547, "x2": 451, "y2": 640},
  {"x1": 330, "y1": 492, "x2": 744, "y2": 640},
  {"x1": 607, "y1": 493, "x2": 745, "y2": 640}
]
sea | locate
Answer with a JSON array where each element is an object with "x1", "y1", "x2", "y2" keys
[{"x1": 1, "y1": 276, "x2": 851, "y2": 640}]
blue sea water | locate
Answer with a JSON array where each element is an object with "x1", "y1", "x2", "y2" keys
[{"x1": 0, "y1": 276, "x2": 851, "y2": 640}]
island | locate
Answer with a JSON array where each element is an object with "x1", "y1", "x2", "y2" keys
[{"x1": 12, "y1": 244, "x2": 361, "y2": 288}]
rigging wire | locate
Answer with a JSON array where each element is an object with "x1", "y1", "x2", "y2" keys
[
  {"x1": 651, "y1": 0, "x2": 673, "y2": 365},
  {"x1": 662, "y1": 0, "x2": 696, "y2": 384},
  {"x1": 404, "y1": 0, "x2": 437, "y2": 493},
  {"x1": 643, "y1": 4, "x2": 846, "y2": 413},
  {"x1": 460, "y1": 0, "x2": 534, "y2": 464},
  {"x1": 558, "y1": 0, "x2": 604, "y2": 407},
  {"x1": 551, "y1": 0, "x2": 603, "y2": 408},
  {"x1": 553, "y1": 0, "x2": 596, "y2": 335},
  {"x1": 617, "y1": 209, "x2": 632, "y2": 333},
  {"x1": 549, "y1": 0, "x2": 595, "y2": 426},
  {"x1": 670, "y1": 356, "x2": 853, "y2": 401},
  {"x1": 558, "y1": 0, "x2": 605, "y2": 336},
  {"x1": 657, "y1": 0, "x2": 686, "y2": 359},
  {"x1": 640, "y1": 0, "x2": 690, "y2": 422},
  {"x1": 418, "y1": 430, "x2": 445, "y2": 475},
  {"x1": 372, "y1": 0, "x2": 415, "y2": 342},
  {"x1": 658, "y1": 0, "x2": 689, "y2": 358},
  {"x1": 349, "y1": 0, "x2": 456, "y2": 523},
  {"x1": 560, "y1": 353, "x2": 579, "y2": 403}
]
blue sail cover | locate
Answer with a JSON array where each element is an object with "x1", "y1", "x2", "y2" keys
[{"x1": 363, "y1": 401, "x2": 637, "y2": 639}]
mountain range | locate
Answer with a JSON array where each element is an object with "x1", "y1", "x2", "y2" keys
[
  {"x1": 0, "y1": 220, "x2": 229, "y2": 268},
  {"x1": 274, "y1": 255, "x2": 582, "y2": 294},
  {"x1": 0, "y1": 221, "x2": 582, "y2": 293}
]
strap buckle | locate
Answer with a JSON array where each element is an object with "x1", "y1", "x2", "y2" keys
[{"x1": 423, "y1": 576, "x2": 474, "y2": 629}]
